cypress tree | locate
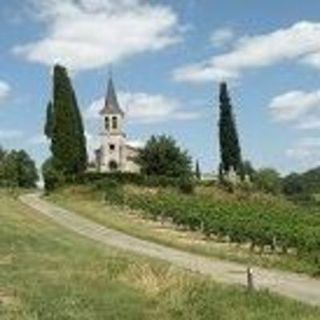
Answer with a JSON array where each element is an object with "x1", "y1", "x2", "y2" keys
[
  {"x1": 218, "y1": 82, "x2": 242, "y2": 175},
  {"x1": 195, "y1": 160, "x2": 201, "y2": 180},
  {"x1": 44, "y1": 101, "x2": 54, "y2": 139},
  {"x1": 50, "y1": 64, "x2": 87, "y2": 177},
  {"x1": 71, "y1": 89, "x2": 87, "y2": 173}
]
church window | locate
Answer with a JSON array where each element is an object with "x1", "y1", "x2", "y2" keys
[
  {"x1": 109, "y1": 144, "x2": 115, "y2": 151},
  {"x1": 105, "y1": 117, "x2": 109, "y2": 130},
  {"x1": 112, "y1": 116, "x2": 118, "y2": 129}
]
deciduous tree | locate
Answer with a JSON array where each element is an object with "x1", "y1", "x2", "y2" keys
[{"x1": 138, "y1": 135, "x2": 192, "y2": 178}]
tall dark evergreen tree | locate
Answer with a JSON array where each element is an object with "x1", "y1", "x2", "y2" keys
[
  {"x1": 195, "y1": 160, "x2": 201, "y2": 180},
  {"x1": 44, "y1": 101, "x2": 54, "y2": 139},
  {"x1": 71, "y1": 89, "x2": 87, "y2": 173},
  {"x1": 218, "y1": 82, "x2": 242, "y2": 175},
  {"x1": 50, "y1": 64, "x2": 87, "y2": 177}
]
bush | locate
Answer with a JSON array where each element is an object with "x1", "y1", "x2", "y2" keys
[
  {"x1": 84, "y1": 172, "x2": 193, "y2": 192},
  {"x1": 178, "y1": 177, "x2": 195, "y2": 194},
  {"x1": 219, "y1": 179, "x2": 235, "y2": 193},
  {"x1": 99, "y1": 179, "x2": 124, "y2": 205},
  {"x1": 253, "y1": 168, "x2": 281, "y2": 195},
  {"x1": 84, "y1": 172, "x2": 144, "y2": 185},
  {"x1": 42, "y1": 158, "x2": 65, "y2": 192}
]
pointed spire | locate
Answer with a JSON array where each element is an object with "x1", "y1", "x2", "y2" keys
[{"x1": 100, "y1": 75, "x2": 124, "y2": 116}]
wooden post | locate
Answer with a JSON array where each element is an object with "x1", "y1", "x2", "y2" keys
[{"x1": 247, "y1": 266, "x2": 254, "y2": 291}]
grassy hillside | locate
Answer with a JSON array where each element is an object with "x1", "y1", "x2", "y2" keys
[
  {"x1": 50, "y1": 185, "x2": 320, "y2": 276},
  {"x1": 1, "y1": 191, "x2": 320, "y2": 319}
]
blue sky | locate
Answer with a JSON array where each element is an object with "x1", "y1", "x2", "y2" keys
[{"x1": 1, "y1": 0, "x2": 320, "y2": 174}]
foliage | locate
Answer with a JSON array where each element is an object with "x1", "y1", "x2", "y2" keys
[
  {"x1": 84, "y1": 171, "x2": 194, "y2": 193},
  {"x1": 85, "y1": 172, "x2": 144, "y2": 185},
  {"x1": 44, "y1": 101, "x2": 54, "y2": 139},
  {"x1": 71, "y1": 88, "x2": 88, "y2": 174},
  {"x1": 241, "y1": 160, "x2": 256, "y2": 179},
  {"x1": 195, "y1": 160, "x2": 201, "y2": 180},
  {"x1": 0, "y1": 148, "x2": 38, "y2": 188},
  {"x1": 282, "y1": 173, "x2": 305, "y2": 195},
  {"x1": 253, "y1": 168, "x2": 282, "y2": 195},
  {"x1": 218, "y1": 82, "x2": 242, "y2": 175},
  {"x1": 282, "y1": 167, "x2": 320, "y2": 204},
  {"x1": 103, "y1": 186, "x2": 320, "y2": 272},
  {"x1": 42, "y1": 157, "x2": 65, "y2": 192},
  {"x1": 299, "y1": 166, "x2": 320, "y2": 194},
  {"x1": 0, "y1": 146, "x2": 5, "y2": 161},
  {"x1": 48, "y1": 64, "x2": 87, "y2": 177},
  {"x1": 137, "y1": 135, "x2": 192, "y2": 178},
  {"x1": 178, "y1": 176, "x2": 195, "y2": 194}
]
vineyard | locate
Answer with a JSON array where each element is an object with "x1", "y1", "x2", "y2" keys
[{"x1": 102, "y1": 183, "x2": 320, "y2": 273}]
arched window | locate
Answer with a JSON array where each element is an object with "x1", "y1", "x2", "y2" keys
[
  {"x1": 105, "y1": 117, "x2": 109, "y2": 130},
  {"x1": 112, "y1": 116, "x2": 117, "y2": 130}
]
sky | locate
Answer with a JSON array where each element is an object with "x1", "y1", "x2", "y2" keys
[{"x1": 1, "y1": 0, "x2": 320, "y2": 174}]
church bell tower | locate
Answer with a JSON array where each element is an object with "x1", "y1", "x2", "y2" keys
[{"x1": 98, "y1": 77, "x2": 125, "y2": 172}]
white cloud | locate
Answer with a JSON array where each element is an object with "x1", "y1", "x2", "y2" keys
[
  {"x1": 14, "y1": 0, "x2": 181, "y2": 71},
  {"x1": 269, "y1": 90, "x2": 320, "y2": 122},
  {"x1": 0, "y1": 130, "x2": 22, "y2": 139},
  {"x1": 287, "y1": 137, "x2": 320, "y2": 168},
  {"x1": 210, "y1": 27, "x2": 234, "y2": 47},
  {"x1": 296, "y1": 116, "x2": 320, "y2": 130},
  {"x1": 270, "y1": 89, "x2": 320, "y2": 168},
  {"x1": 174, "y1": 21, "x2": 320, "y2": 83},
  {"x1": 86, "y1": 91, "x2": 201, "y2": 123},
  {"x1": 126, "y1": 139, "x2": 145, "y2": 149},
  {"x1": 0, "y1": 81, "x2": 11, "y2": 104}
]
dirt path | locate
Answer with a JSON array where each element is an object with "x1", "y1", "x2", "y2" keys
[{"x1": 20, "y1": 193, "x2": 320, "y2": 307}]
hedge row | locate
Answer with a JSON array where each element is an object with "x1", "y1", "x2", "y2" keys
[{"x1": 85, "y1": 172, "x2": 195, "y2": 193}]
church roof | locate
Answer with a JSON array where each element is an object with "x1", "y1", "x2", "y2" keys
[{"x1": 100, "y1": 77, "x2": 124, "y2": 116}]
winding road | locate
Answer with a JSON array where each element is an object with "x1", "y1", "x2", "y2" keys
[{"x1": 20, "y1": 193, "x2": 320, "y2": 307}]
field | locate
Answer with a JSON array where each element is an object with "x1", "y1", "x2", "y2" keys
[
  {"x1": 50, "y1": 184, "x2": 320, "y2": 276},
  {"x1": 1, "y1": 191, "x2": 320, "y2": 319}
]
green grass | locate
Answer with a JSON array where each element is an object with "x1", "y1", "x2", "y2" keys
[
  {"x1": 1, "y1": 190, "x2": 320, "y2": 319},
  {"x1": 49, "y1": 186, "x2": 319, "y2": 276}
]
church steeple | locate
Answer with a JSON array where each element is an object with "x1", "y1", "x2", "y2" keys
[{"x1": 100, "y1": 77, "x2": 124, "y2": 116}]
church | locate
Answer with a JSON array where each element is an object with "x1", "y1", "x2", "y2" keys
[{"x1": 94, "y1": 78, "x2": 141, "y2": 173}]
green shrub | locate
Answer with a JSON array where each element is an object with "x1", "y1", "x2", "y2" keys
[
  {"x1": 84, "y1": 172, "x2": 144, "y2": 185},
  {"x1": 42, "y1": 158, "x2": 65, "y2": 192},
  {"x1": 97, "y1": 178, "x2": 124, "y2": 205},
  {"x1": 178, "y1": 177, "x2": 195, "y2": 194},
  {"x1": 84, "y1": 172, "x2": 192, "y2": 191}
]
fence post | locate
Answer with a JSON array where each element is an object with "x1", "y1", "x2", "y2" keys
[{"x1": 247, "y1": 266, "x2": 254, "y2": 291}]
